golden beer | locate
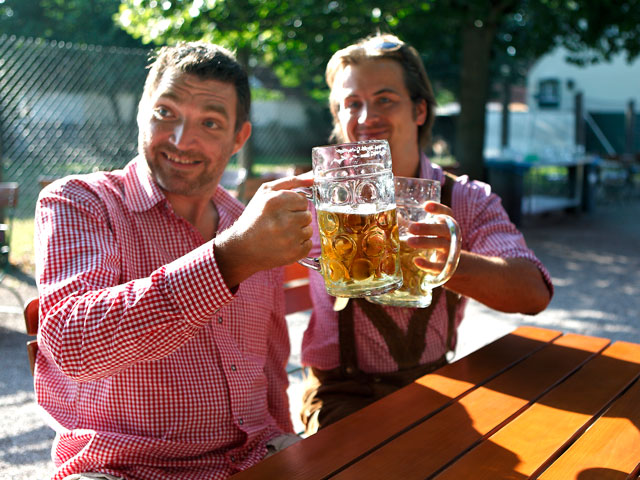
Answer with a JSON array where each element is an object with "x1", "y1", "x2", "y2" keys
[
  {"x1": 369, "y1": 236, "x2": 437, "y2": 307},
  {"x1": 317, "y1": 208, "x2": 402, "y2": 297}
]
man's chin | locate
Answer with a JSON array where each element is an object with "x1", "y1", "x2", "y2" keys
[
  {"x1": 156, "y1": 174, "x2": 215, "y2": 197},
  {"x1": 355, "y1": 133, "x2": 389, "y2": 142}
]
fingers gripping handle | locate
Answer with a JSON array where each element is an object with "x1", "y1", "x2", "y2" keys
[
  {"x1": 424, "y1": 214, "x2": 461, "y2": 287},
  {"x1": 296, "y1": 186, "x2": 322, "y2": 272}
]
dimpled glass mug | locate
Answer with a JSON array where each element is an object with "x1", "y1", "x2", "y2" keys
[
  {"x1": 299, "y1": 140, "x2": 403, "y2": 298},
  {"x1": 366, "y1": 176, "x2": 461, "y2": 308}
]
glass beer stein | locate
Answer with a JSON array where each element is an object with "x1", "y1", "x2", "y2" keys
[
  {"x1": 299, "y1": 140, "x2": 403, "y2": 298},
  {"x1": 366, "y1": 177, "x2": 461, "y2": 308}
]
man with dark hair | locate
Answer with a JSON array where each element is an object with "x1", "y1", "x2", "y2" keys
[
  {"x1": 34, "y1": 41, "x2": 312, "y2": 480},
  {"x1": 301, "y1": 34, "x2": 553, "y2": 434}
]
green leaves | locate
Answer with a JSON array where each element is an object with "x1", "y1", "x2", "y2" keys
[
  {"x1": 4, "y1": 0, "x2": 639, "y2": 176},
  {"x1": 1, "y1": 0, "x2": 143, "y2": 48}
]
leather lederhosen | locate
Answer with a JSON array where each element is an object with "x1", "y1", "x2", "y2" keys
[{"x1": 301, "y1": 173, "x2": 462, "y2": 434}]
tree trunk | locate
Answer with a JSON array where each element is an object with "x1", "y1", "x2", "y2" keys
[
  {"x1": 500, "y1": 75, "x2": 511, "y2": 149},
  {"x1": 455, "y1": 22, "x2": 496, "y2": 181},
  {"x1": 235, "y1": 46, "x2": 254, "y2": 202}
]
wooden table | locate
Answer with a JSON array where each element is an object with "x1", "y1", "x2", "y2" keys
[{"x1": 233, "y1": 326, "x2": 640, "y2": 479}]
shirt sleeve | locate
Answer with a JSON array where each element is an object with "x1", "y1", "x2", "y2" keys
[
  {"x1": 263, "y1": 267, "x2": 294, "y2": 433},
  {"x1": 35, "y1": 179, "x2": 235, "y2": 382},
  {"x1": 453, "y1": 177, "x2": 554, "y2": 295}
]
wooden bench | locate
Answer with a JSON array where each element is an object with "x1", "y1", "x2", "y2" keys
[
  {"x1": 24, "y1": 296, "x2": 39, "y2": 376},
  {"x1": 284, "y1": 261, "x2": 312, "y2": 315},
  {"x1": 0, "y1": 182, "x2": 19, "y2": 281}
]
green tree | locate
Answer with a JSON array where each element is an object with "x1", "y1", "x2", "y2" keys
[
  {"x1": 116, "y1": 0, "x2": 640, "y2": 179},
  {"x1": 360, "y1": 0, "x2": 640, "y2": 179},
  {"x1": 0, "y1": 0, "x2": 143, "y2": 48},
  {"x1": 116, "y1": 0, "x2": 393, "y2": 178}
]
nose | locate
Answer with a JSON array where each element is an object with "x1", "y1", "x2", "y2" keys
[
  {"x1": 357, "y1": 102, "x2": 378, "y2": 125},
  {"x1": 169, "y1": 120, "x2": 194, "y2": 148}
]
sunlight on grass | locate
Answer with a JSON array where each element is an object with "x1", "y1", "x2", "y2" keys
[{"x1": 10, "y1": 217, "x2": 35, "y2": 274}]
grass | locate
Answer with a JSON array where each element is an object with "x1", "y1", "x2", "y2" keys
[{"x1": 8, "y1": 218, "x2": 36, "y2": 275}]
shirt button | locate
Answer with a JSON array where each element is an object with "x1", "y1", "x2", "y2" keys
[
  {"x1": 238, "y1": 418, "x2": 244, "y2": 425},
  {"x1": 231, "y1": 364, "x2": 237, "y2": 371},
  {"x1": 230, "y1": 455, "x2": 236, "y2": 463},
  {"x1": 217, "y1": 317, "x2": 223, "y2": 324}
]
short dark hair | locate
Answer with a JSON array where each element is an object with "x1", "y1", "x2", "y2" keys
[
  {"x1": 326, "y1": 34, "x2": 436, "y2": 150},
  {"x1": 140, "y1": 41, "x2": 250, "y2": 131}
]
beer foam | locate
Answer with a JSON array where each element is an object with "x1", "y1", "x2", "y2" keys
[{"x1": 321, "y1": 204, "x2": 396, "y2": 215}]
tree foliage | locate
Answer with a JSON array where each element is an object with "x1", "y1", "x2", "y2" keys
[
  {"x1": 9, "y1": 0, "x2": 635, "y2": 177},
  {"x1": 0, "y1": 0, "x2": 143, "y2": 48},
  {"x1": 116, "y1": 0, "x2": 640, "y2": 177}
]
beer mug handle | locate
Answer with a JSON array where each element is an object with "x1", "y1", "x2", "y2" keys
[
  {"x1": 295, "y1": 186, "x2": 322, "y2": 272},
  {"x1": 425, "y1": 214, "x2": 462, "y2": 287},
  {"x1": 298, "y1": 256, "x2": 321, "y2": 272}
]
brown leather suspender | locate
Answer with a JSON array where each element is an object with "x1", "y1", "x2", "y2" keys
[{"x1": 337, "y1": 172, "x2": 462, "y2": 374}]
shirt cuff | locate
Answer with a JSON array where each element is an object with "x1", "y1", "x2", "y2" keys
[{"x1": 163, "y1": 241, "x2": 235, "y2": 325}]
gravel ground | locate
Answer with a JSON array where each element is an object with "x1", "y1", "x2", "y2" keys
[{"x1": 1, "y1": 199, "x2": 639, "y2": 479}]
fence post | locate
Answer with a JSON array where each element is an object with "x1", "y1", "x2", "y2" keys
[
  {"x1": 574, "y1": 92, "x2": 585, "y2": 150},
  {"x1": 625, "y1": 99, "x2": 635, "y2": 157}
]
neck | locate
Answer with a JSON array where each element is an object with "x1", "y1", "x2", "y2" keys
[
  {"x1": 391, "y1": 143, "x2": 422, "y2": 178},
  {"x1": 165, "y1": 191, "x2": 219, "y2": 241}
]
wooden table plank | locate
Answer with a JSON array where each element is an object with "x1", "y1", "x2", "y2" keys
[
  {"x1": 433, "y1": 340, "x2": 640, "y2": 479},
  {"x1": 330, "y1": 333, "x2": 609, "y2": 480},
  {"x1": 537, "y1": 364, "x2": 640, "y2": 480},
  {"x1": 232, "y1": 327, "x2": 561, "y2": 480}
]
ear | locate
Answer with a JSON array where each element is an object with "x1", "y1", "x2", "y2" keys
[
  {"x1": 414, "y1": 99, "x2": 427, "y2": 126},
  {"x1": 232, "y1": 121, "x2": 252, "y2": 155}
]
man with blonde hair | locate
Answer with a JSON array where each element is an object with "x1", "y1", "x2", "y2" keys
[{"x1": 301, "y1": 34, "x2": 553, "y2": 434}]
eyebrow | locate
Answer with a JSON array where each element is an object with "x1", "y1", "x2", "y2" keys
[
  {"x1": 202, "y1": 103, "x2": 229, "y2": 118},
  {"x1": 158, "y1": 92, "x2": 230, "y2": 118},
  {"x1": 373, "y1": 88, "x2": 401, "y2": 96},
  {"x1": 343, "y1": 87, "x2": 401, "y2": 98}
]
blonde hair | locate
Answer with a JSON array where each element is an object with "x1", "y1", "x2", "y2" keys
[{"x1": 326, "y1": 34, "x2": 436, "y2": 150}]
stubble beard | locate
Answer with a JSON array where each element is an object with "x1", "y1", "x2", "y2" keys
[{"x1": 141, "y1": 140, "x2": 220, "y2": 197}]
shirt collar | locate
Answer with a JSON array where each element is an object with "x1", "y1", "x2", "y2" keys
[
  {"x1": 122, "y1": 156, "x2": 245, "y2": 229},
  {"x1": 123, "y1": 156, "x2": 170, "y2": 212}
]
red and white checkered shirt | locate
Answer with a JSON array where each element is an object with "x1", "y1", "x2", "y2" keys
[
  {"x1": 301, "y1": 155, "x2": 553, "y2": 372},
  {"x1": 34, "y1": 157, "x2": 292, "y2": 480}
]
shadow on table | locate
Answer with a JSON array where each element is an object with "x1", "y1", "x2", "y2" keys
[
  {"x1": 427, "y1": 331, "x2": 640, "y2": 478},
  {"x1": 576, "y1": 467, "x2": 628, "y2": 479}
]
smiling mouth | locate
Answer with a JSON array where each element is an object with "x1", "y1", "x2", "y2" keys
[
  {"x1": 357, "y1": 130, "x2": 389, "y2": 140},
  {"x1": 163, "y1": 152, "x2": 201, "y2": 165}
]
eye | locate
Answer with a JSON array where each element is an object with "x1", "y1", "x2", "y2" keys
[
  {"x1": 153, "y1": 106, "x2": 173, "y2": 119},
  {"x1": 345, "y1": 99, "x2": 362, "y2": 110},
  {"x1": 203, "y1": 119, "x2": 218, "y2": 129},
  {"x1": 377, "y1": 96, "x2": 393, "y2": 105}
]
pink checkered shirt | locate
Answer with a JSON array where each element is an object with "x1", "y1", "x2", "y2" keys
[
  {"x1": 301, "y1": 156, "x2": 553, "y2": 372},
  {"x1": 34, "y1": 157, "x2": 292, "y2": 480}
]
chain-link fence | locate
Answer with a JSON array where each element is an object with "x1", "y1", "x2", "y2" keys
[{"x1": 0, "y1": 35, "x2": 328, "y2": 218}]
